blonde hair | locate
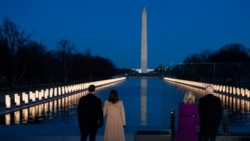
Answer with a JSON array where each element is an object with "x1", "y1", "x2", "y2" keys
[{"x1": 183, "y1": 91, "x2": 195, "y2": 104}]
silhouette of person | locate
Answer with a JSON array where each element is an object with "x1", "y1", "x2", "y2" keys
[
  {"x1": 176, "y1": 91, "x2": 200, "y2": 141},
  {"x1": 103, "y1": 89, "x2": 126, "y2": 141},
  {"x1": 77, "y1": 85, "x2": 103, "y2": 141},
  {"x1": 198, "y1": 84, "x2": 222, "y2": 141}
]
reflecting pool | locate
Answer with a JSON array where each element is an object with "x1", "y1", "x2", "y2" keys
[{"x1": 0, "y1": 78, "x2": 249, "y2": 134}]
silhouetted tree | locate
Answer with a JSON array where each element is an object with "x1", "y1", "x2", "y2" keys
[
  {"x1": 0, "y1": 18, "x2": 32, "y2": 87},
  {"x1": 91, "y1": 56, "x2": 116, "y2": 79},
  {"x1": 208, "y1": 44, "x2": 250, "y2": 84},
  {"x1": 55, "y1": 39, "x2": 76, "y2": 83},
  {"x1": 20, "y1": 41, "x2": 48, "y2": 85},
  {"x1": 0, "y1": 35, "x2": 9, "y2": 85},
  {"x1": 0, "y1": 19, "x2": 119, "y2": 89},
  {"x1": 173, "y1": 43, "x2": 250, "y2": 86},
  {"x1": 209, "y1": 44, "x2": 250, "y2": 62}
]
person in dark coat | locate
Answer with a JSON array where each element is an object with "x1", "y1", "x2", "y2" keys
[
  {"x1": 198, "y1": 84, "x2": 222, "y2": 141},
  {"x1": 77, "y1": 84, "x2": 104, "y2": 141}
]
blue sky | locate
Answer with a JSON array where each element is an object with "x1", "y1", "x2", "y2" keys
[{"x1": 1, "y1": 0, "x2": 250, "y2": 69}]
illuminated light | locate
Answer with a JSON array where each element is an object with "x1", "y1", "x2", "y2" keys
[
  {"x1": 14, "y1": 111, "x2": 20, "y2": 124},
  {"x1": 49, "y1": 88, "x2": 53, "y2": 98},
  {"x1": 14, "y1": 93, "x2": 20, "y2": 106},
  {"x1": 49, "y1": 101, "x2": 53, "y2": 114},
  {"x1": 54, "y1": 87, "x2": 57, "y2": 97},
  {"x1": 35, "y1": 105, "x2": 39, "y2": 116},
  {"x1": 232, "y1": 87, "x2": 236, "y2": 95},
  {"x1": 29, "y1": 107, "x2": 35, "y2": 120},
  {"x1": 225, "y1": 86, "x2": 228, "y2": 93},
  {"x1": 22, "y1": 92, "x2": 28, "y2": 104},
  {"x1": 42, "y1": 89, "x2": 45, "y2": 99},
  {"x1": 241, "y1": 88, "x2": 244, "y2": 96},
  {"x1": 35, "y1": 90, "x2": 39, "y2": 99},
  {"x1": 246, "y1": 89, "x2": 250, "y2": 98},
  {"x1": 38, "y1": 104, "x2": 43, "y2": 117},
  {"x1": 246, "y1": 101, "x2": 250, "y2": 111},
  {"x1": 38, "y1": 90, "x2": 43, "y2": 100},
  {"x1": 222, "y1": 86, "x2": 226, "y2": 92},
  {"x1": 67, "y1": 86, "x2": 70, "y2": 93},
  {"x1": 237, "y1": 88, "x2": 240, "y2": 96},
  {"x1": 63, "y1": 97, "x2": 66, "y2": 108},
  {"x1": 163, "y1": 77, "x2": 249, "y2": 106},
  {"x1": 22, "y1": 108, "x2": 28, "y2": 123},
  {"x1": 44, "y1": 103, "x2": 48, "y2": 115},
  {"x1": 54, "y1": 100, "x2": 57, "y2": 113},
  {"x1": 58, "y1": 99, "x2": 62, "y2": 110},
  {"x1": 45, "y1": 89, "x2": 49, "y2": 99},
  {"x1": 3, "y1": 77, "x2": 126, "y2": 122},
  {"x1": 58, "y1": 87, "x2": 61, "y2": 95},
  {"x1": 5, "y1": 114, "x2": 11, "y2": 125},
  {"x1": 233, "y1": 98, "x2": 236, "y2": 112},
  {"x1": 62, "y1": 86, "x2": 65, "y2": 95},
  {"x1": 29, "y1": 91, "x2": 36, "y2": 102},
  {"x1": 5, "y1": 95, "x2": 11, "y2": 109},
  {"x1": 219, "y1": 85, "x2": 222, "y2": 92},
  {"x1": 231, "y1": 87, "x2": 234, "y2": 95},
  {"x1": 229, "y1": 86, "x2": 232, "y2": 94},
  {"x1": 237, "y1": 99, "x2": 240, "y2": 112},
  {"x1": 214, "y1": 85, "x2": 218, "y2": 91},
  {"x1": 65, "y1": 86, "x2": 68, "y2": 94},
  {"x1": 70, "y1": 85, "x2": 73, "y2": 92}
]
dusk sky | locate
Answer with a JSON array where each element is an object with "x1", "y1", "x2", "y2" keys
[{"x1": 1, "y1": 0, "x2": 250, "y2": 69}]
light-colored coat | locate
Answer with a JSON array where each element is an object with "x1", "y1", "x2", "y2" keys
[{"x1": 103, "y1": 100, "x2": 126, "y2": 141}]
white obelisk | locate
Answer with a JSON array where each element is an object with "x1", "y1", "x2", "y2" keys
[{"x1": 141, "y1": 7, "x2": 147, "y2": 73}]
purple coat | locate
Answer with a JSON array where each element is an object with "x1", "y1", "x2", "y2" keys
[{"x1": 176, "y1": 102, "x2": 200, "y2": 141}]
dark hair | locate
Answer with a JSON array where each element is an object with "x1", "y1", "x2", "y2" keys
[
  {"x1": 88, "y1": 85, "x2": 95, "y2": 92},
  {"x1": 108, "y1": 89, "x2": 119, "y2": 104}
]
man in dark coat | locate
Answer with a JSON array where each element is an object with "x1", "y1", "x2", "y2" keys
[
  {"x1": 198, "y1": 85, "x2": 222, "y2": 141},
  {"x1": 77, "y1": 85, "x2": 103, "y2": 141}
]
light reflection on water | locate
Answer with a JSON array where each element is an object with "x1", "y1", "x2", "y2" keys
[
  {"x1": 2, "y1": 92, "x2": 85, "y2": 125},
  {"x1": 140, "y1": 79, "x2": 147, "y2": 126},
  {"x1": 0, "y1": 78, "x2": 250, "y2": 133}
]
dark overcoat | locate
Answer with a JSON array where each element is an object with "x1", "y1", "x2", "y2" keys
[
  {"x1": 198, "y1": 94, "x2": 222, "y2": 136},
  {"x1": 77, "y1": 93, "x2": 103, "y2": 132}
]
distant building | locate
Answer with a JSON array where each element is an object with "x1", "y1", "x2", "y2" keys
[{"x1": 132, "y1": 68, "x2": 154, "y2": 73}]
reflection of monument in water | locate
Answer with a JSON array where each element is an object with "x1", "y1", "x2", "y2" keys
[
  {"x1": 140, "y1": 79, "x2": 147, "y2": 125},
  {"x1": 141, "y1": 7, "x2": 147, "y2": 73}
]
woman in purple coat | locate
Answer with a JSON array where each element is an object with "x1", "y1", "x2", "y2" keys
[{"x1": 176, "y1": 91, "x2": 200, "y2": 141}]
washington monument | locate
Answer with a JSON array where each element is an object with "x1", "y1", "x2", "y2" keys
[{"x1": 141, "y1": 7, "x2": 147, "y2": 73}]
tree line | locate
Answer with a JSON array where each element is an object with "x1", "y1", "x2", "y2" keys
[
  {"x1": 161, "y1": 43, "x2": 250, "y2": 88},
  {"x1": 0, "y1": 18, "x2": 116, "y2": 89}
]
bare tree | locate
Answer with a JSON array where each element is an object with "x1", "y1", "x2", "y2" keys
[
  {"x1": 56, "y1": 39, "x2": 76, "y2": 83},
  {"x1": 0, "y1": 18, "x2": 32, "y2": 87}
]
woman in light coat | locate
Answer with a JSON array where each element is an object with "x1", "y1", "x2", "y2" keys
[{"x1": 103, "y1": 89, "x2": 126, "y2": 141}]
